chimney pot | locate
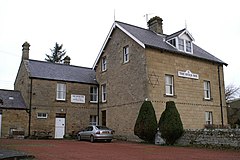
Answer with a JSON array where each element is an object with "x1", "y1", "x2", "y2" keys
[
  {"x1": 22, "y1": 42, "x2": 30, "y2": 60},
  {"x1": 147, "y1": 16, "x2": 163, "y2": 34},
  {"x1": 63, "y1": 56, "x2": 71, "y2": 65}
]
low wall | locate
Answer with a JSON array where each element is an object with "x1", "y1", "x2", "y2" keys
[{"x1": 176, "y1": 129, "x2": 240, "y2": 147}]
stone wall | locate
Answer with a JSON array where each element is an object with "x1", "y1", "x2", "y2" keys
[{"x1": 176, "y1": 129, "x2": 240, "y2": 147}]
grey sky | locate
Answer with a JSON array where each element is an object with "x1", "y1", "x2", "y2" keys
[{"x1": 0, "y1": 0, "x2": 239, "y2": 92}]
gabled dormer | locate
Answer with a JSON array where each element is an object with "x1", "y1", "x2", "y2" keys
[{"x1": 166, "y1": 29, "x2": 194, "y2": 54}]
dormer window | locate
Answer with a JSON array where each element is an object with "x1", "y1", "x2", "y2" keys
[
  {"x1": 178, "y1": 39, "x2": 184, "y2": 51},
  {"x1": 166, "y1": 29, "x2": 194, "y2": 54}
]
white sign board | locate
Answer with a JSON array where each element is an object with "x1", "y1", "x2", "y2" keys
[
  {"x1": 71, "y1": 94, "x2": 85, "y2": 103},
  {"x1": 178, "y1": 70, "x2": 199, "y2": 80}
]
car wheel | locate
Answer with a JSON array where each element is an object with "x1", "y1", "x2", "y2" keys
[
  {"x1": 90, "y1": 135, "x2": 94, "y2": 143},
  {"x1": 77, "y1": 135, "x2": 81, "y2": 141},
  {"x1": 107, "y1": 139, "x2": 112, "y2": 142}
]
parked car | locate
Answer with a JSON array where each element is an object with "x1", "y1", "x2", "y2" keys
[{"x1": 77, "y1": 125, "x2": 114, "y2": 142}]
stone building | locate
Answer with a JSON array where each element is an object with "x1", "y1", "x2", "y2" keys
[
  {"x1": 0, "y1": 89, "x2": 28, "y2": 138},
  {"x1": 14, "y1": 42, "x2": 98, "y2": 138},
  {"x1": 93, "y1": 16, "x2": 228, "y2": 140}
]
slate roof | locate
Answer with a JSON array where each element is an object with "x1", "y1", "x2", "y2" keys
[
  {"x1": 93, "y1": 21, "x2": 227, "y2": 68},
  {"x1": 24, "y1": 60, "x2": 97, "y2": 84},
  {"x1": 0, "y1": 89, "x2": 27, "y2": 110},
  {"x1": 115, "y1": 21, "x2": 227, "y2": 66}
]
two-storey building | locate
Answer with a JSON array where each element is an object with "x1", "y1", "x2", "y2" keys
[{"x1": 14, "y1": 42, "x2": 98, "y2": 138}]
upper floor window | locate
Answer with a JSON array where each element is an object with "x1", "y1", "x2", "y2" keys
[
  {"x1": 178, "y1": 39, "x2": 184, "y2": 51},
  {"x1": 165, "y1": 75, "x2": 174, "y2": 96},
  {"x1": 56, "y1": 83, "x2": 66, "y2": 101},
  {"x1": 101, "y1": 57, "x2": 107, "y2": 71},
  {"x1": 90, "y1": 86, "x2": 98, "y2": 103},
  {"x1": 168, "y1": 38, "x2": 176, "y2": 47},
  {"x1": 205, "y1": 111, "x2": 213, "y2": 125},
  {"x1": 101, "y1": 84, "x2": 107, "y2": 102},
  {"x1": 123, "y1": 46, "x2": 129, "y2": 63},
  {"x1": 185, "y1": 40, "x2": 192, "y2": 52},
  {"x1": 204, "y1": 81, "x2": 211, "y2": 100}
]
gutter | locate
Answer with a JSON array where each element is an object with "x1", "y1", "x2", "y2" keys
[{"x1": 28, "y1": 78, "x2": 33, "y2": 137}]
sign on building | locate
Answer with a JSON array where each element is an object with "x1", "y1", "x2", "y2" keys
[
  {"x1": 71, "y1": 94, "x2": 85, "y2": 103},
  {"x1": 178, "y1": 70, "x2": 199, "y2": 80}
]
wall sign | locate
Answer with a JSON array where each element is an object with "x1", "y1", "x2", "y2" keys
[
  {"x1": 178, "y1": 70, "x2": 199, "y2": 80},
  {"x1": 71, "y1": 94, "x2": 85, "y2": 103}
]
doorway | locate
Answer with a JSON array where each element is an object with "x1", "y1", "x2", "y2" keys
[
  {"x1": 102, "y1": 110, "x2": 106, "y2": 126},
  {"x1": 55, "y1": 113, "x2": 66, "y2": 139}
]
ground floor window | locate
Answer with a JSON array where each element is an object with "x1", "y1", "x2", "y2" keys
[
  {"x1": 90, "y1": 115, "x2": 97, "y2": 125},
  {"x1": 37, "y1": 113, "x2": 48, "y2": 119},
  {"x1": 205, "y1": 111, "x2": 213, "y2": 125}
]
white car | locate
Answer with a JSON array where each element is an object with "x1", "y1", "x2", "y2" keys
[{"x1": 77, "y1": 125, "x2": 114, "y2": 142}]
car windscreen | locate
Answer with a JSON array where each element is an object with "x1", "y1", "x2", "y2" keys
[{"x1": 96, "y1": 126, "x2": 110, "y2": 130}]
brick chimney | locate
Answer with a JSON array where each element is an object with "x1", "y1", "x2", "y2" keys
[
  {"x1": 63, "y1": 56, "x2": 71, "y2": 65},
  {"x1": 22, "y1": 42, "x2": 30, "y2": 60},
  {"x1": 147, "y1": 16, "x2": 163, "y2": 34}
]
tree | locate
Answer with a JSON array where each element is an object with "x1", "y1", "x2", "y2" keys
[
  {"x1": 134, "y1": 100, "x2": 158, "y2": 143},
  {"x1": 45, "y1": 43, "x2": 66, "y2": 63},
  {"x1": 225, "y1": 84, "x2": 240, "y2": 101},
  {"x1": 159, "y1": 101, "x2": 183, "y2": 145}
]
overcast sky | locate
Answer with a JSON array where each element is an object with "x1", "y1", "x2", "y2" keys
[{"x1": 0, "y1": 0, "x2": 239, "y2": 92}]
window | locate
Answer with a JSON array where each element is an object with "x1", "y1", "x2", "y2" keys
[
  {"x1": 165, "y1": 75, "x2": 174, "y2": 96},
  {"x1": 178, "y1": 38, "x2": 184, "y2": 51},
  {"x1": 90, "y1": 86, "x2": 98, "y2": 102},
  {"x1": 101, "y1": 84, "x2": 107, "y2": 102},
  {"x1": 56, "y1": 83, "x2": 66, "y2": 101},
  {"x1": 37, "y1": 113, "x2": 48, "y2": 119},
  {"x1": 205, "y1": 111, "x2": 213, "y2": 125},
  {"x1": 123, "y1": 46, "x2": 129, "y2": 63},
  {"x1": 101, "y1": 57, "x2": 107, "y2": 71},
  {"x1": 90, "y1": 115, "x2": 97, "y2": 125},
  {"x1": 168, "y1": 38, "x2": 176, "y2": 47},
  {"x1": 204, "y1": 81, "x2": 211, "y2": 100},
  {"x1": 185, "y1": 40, "x2": 192, "y2": 52}
]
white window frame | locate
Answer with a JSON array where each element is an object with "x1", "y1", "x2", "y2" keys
[
  {"x1": 165, "y1": 75, "x2": 174, "y2": 96},
  {"x1": 204, "y1": 81, "x2": 211, "y2": 100},
  {"x1": 123, "y1": 46, "x2": 129, "y2": 63},
  {"x1": 101, "y1": 84, "x2": 107, "y2": 102},
  {"x1": 101, "y1": 57, "x2": 107, "y2": 71},
  {"x1": 185, "y1": 40, "x2": 192, "y2": 53},
  {"x1": 205, "y1": 111, "x2": 213, "y2": 125},
  {"x1": 37, "y1": 113, "x2": 48, "y2": 119},
  {"x1": 90, "y1": 86, "x2": 98, "y2": 103},
  {"x1": 177, "y1": 38, "x2": 193, "y2": 53},
  {"x1": 178, "y1": 38, "x2": 184, "y2": 51},
  {"x1": 89, "y1": 115, "x2": 98, "y2": 125},
  {"x1": 56, "y1": 83, "x2": 66, "y2": 101}
]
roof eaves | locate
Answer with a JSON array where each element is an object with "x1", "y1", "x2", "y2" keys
[
  {"x1": 92, "y1": 21, "x2": 146, "y2": 69},
  {"x1": 115, "y1": 23, "x2": 145, "y2": 49},
  {"x1": 92, "y1": 22, "x2": 116, "y2": 69}
]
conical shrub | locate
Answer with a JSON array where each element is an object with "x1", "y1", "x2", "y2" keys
[
  {"x1": 159, "y1": 101, "x2": 183, "y2": 145},
  {"x1": 134, "y1": 100, "x2": 158, "y2": 143}
]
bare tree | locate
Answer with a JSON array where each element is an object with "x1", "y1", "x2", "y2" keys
[{"x1": 225, "y1": 84, "x2": 240, "y2": 101}]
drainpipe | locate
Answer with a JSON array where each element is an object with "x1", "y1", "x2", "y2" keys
[
  {"x1": 97, "y1": 84, "x2": 100, "y2": 125},
  {"x1": 218, "y1": 65, "x2": 224, "y2": 127},
  {"x1": 28, "y1": 78, "x2": 33, "y2": 137}
]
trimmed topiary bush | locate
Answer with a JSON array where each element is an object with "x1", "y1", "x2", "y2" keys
[
  {"x1": 159, "y1": 101, "x2": 183, "y2": 145},
  {"x1": 134, "y1": 100, "x2": 158, "y2": 143}
]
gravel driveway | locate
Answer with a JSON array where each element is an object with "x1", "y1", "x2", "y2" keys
[{"x1": 0, "y1": 139, "x2": 239, "y2": 160}]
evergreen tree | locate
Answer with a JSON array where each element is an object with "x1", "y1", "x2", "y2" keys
[
  {"x1": 159, "y1": 101, "x2": 183, "y2": 145},
  {"x1": 45, "y1": 43, "x2": 66, "y2": 63},
  {"x1": 134, "y1": 100, "x2": 158, "y2": 143}
]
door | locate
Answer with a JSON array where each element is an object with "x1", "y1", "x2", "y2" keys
[
  {"x1": 102, "y1": 110, "x2": 106, "y2": 126},
  {"x1": 0, "y1": 113, "x2": 2, "y2": 138},
  {"x1": 55, "y1": 117, "x2": 65, "y2": 138}
]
